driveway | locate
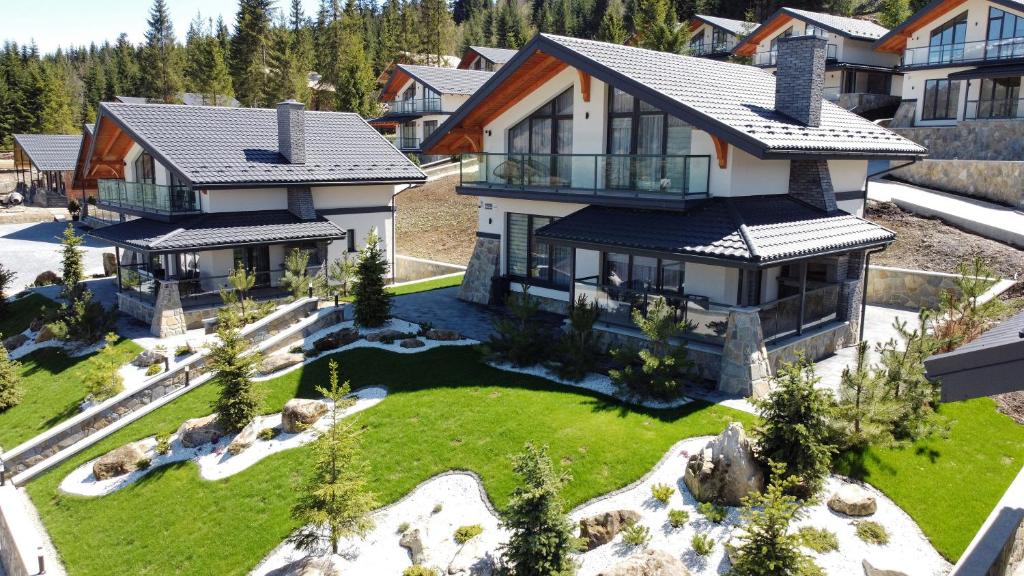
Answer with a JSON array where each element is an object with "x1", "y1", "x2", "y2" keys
[{"x1": 0, "y1": 221, "x2": 112, "y2": 291}]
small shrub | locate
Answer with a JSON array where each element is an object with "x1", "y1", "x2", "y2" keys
[
  {"x1": 691, "y1": 532, "x2": 715, "y2": 556},
  {"x1": 402, "y1": 566, "x2": 437, "y2": 576},
  {"x1": 432, "y1": 503, "x2": 443, "y2": 514},
  {"x1": 136, "y1": 457, "x2": 151, "y2": 470},
  {"x1": 146, "y1": 363, "x2": 162, "y2": 376},
  {"x1": 154, "y1": 434, "x2": 171, "y2": 455},
  {"x1": 698, "y1": 501, "x2": 727, "y2": 523},
  {"x1": 483, "y1": 286, "x2": 554, "y2": 367},
  {"x1": 258, "y1": 427, "x2": 278, "y2": 441},
  {"x1": 397, "y1": 521, "x2": 410, "y2": 534},
  {"x1": 667, "y1": 509, "x2": 689, "y2": 529},
  {"x1": 34, "y1": 270, "x2": 60, "y2": 287},
  {"x1": 289, "y1": 345, "x2": 304, "y2": 354},
  {"x1": 454, "y1": 524, "x2": 483, "y2": 544},
  {"x1": 797, "y1": 526, "x2": 839, "y2": 553},
  {"x1": 550, "y1": 294, "x2": 603, "y2": 381},
  {"x1": 855, "y1": 521, "x2": 889, "y2": 545},
  {"x1": 175, "y1": 344, "x2": 192, "y2": 357},
  {"x1": 621, "y1": 521, "x2": 651, "y2": 548},
  {"x1": 650, "y1": 483, "x2": 674, "y2": 505},
  {"x1": 417, "y1": 322, "x2": 434, "y2": 337},
  {"x1": 45, "y1": 321, "x2": 68, "y2": 341}
]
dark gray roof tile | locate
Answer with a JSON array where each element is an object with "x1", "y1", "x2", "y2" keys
[
  {"x1": 782, "y1": 8, "x2": 890, "y2": 40},
  {"x1": 13, "y1": 134, "x2": 83, "y2": 171},
  {"x1": 397, "y1": 64, "x2": 494, "y2": 95},
  {"x1": 693, "y1": 14, "x2": 757, "y2": 36},
  {"x1": 468, "y1": 46, "x2": 519, "y2": 65}
]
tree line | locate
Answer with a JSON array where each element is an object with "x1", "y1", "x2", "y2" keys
[{"x1": 1, "y1": 0, "x2": 920, "y2": 149}]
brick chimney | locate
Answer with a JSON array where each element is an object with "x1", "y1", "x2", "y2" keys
[
  {"x1": 277, "y1": 100, "x2": 305, "y2": 164},
  {"x1": 774, "y1": 35, "x2": 827, "y2": 127}
]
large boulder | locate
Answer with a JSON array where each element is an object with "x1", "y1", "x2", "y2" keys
[
  {"x1": 227, "y1": 420, "x2": 261, "y2": 455},
  {"x1": 177, "y1": 414, "x2": 226, "y2": 448},
  {"x1": 725, "y1": 528, "x2": 748, "y2": 565},
  {"x1": 282, "y1": 399, "x2": 328, "y2": 433},
  {"x1": 426, "y1": 329, "x2": 461, "y2": 341},
  {"x1": 92, "y1": 441, "x2": 148, "y2": 480},
  {"x1": 828, "y1": 484, "x2": 877, "y2": 517},
  {"x1": 266, "y1": 555, "x2": 343, "y2": 576},
  {"x1": 597, "y1": 549, "x2": 691, "y2": 576},
  {"x1": 313, "y1": 328, "x2": 360, "y2": 352},
  {"x1": 400, "y1": 338, "x2": 426, "y2": 349},
  {"x1": 102, "y1": 252, "x2": 118, "y2": 276},
  {"x1": 259, "y1": 352, "x2": 304, "y2": 376},
  {"x1": 366, "y1": 329, "x2": 405, "y2": 343},
  {"x1": 34, "y1": 324, "x2": 58, "y2": 343},
  {"x1": 683, "y1": 423, "x2": 764, "y2": 506},
  {"x1": 400, "y1": 523, "x2": 429, "y2": 565},
  {"x1": 862, "y1": 560, "x2": 908, "y2": 576},
  {"x1": 132, "y1": 349, "x2": 167, "y2": 368},
  {"x1": 33, "y1": 270, "x2": 59, "y2": 287},
  {"x1": 448, "y1": 537, "x2": 495, "y2": 576},
  {"x1": 3, "y1": 333, "x2": 27, "y2": 351},
  {"x1": 579, "y1": 510, "x2": 642, "y2": 550}
]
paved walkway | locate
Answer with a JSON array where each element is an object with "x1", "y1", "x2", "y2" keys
[
  {"x1": 391, "y1": 286, "x2": 499, "y2": 341},
  {"x1": 0, "y1": 221, "x2": 112, "y2": 289},
  {"x1": 868, "y1": 178, "x2": 1024, "y2": 248}
]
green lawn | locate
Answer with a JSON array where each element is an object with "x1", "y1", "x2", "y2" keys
[
  {"x1": 388, "y1": 273, "x2": 464, "y2": 296},
  {"x1": 26, "y1": 346, "x2": 749, "y2": 576},
  {"x1": 835, "y1": 397, "x2": 1024, "y2": 562},
  {"x1": 0, "y1": 339, "x2": 141, "y2": 451},
  {"x1": 0, "y1": 292, "x2": 58, "y2": 339}
]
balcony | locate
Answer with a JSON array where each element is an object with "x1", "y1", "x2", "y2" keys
[
  {"x1": 690, "y1": 41, "x2": 737, "y2": 57},
  {"x1": 901, "y1": 38, "x2": 1024, "y2": 69},
  {"x1": 753, "y1": 43, "x2": 837, "y2": 67},
  {"x1": 97, "y1": 179, "x2": 201, "y2": 218},
  {"x1": 381, "y1": 97, "x2": 444, "y2": 116},
  {"x1": 458, "y1": 153, "x2": 711, "y2": 209},
  {"x1": 964, "y1": 98, "x2": 1024, "y2": 120},
  {"x1": 395, "y1": 136, "x2": 421, "y2": 150}
]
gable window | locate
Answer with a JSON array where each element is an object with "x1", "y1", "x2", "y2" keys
[
  {"x1": 134, "y1": 151, "x2": 155, "y2": 184},
  {"x1": 922, "y1": 78, "x2": 961, "y2": 120},
  {"x1": 766, "y1": 26, "x2": 794, "y2": 65},
  {"x1": 711, "y1": 27, "x2": 732, "y2": 50},
  {"x1": 506, "y1": 213, "x2": 570, "y2": 288},
  {"x1": 805, "y1": 24, "x2": 828, "y2": 38},
  {"x1": 928, "y1": 12, "x2": 967, "y2": 64},
  {"x1": 986, "y1": 8, "x2": 1024, "y2": 60},
  {"x1": 402, "y1": 83, "x2": 416, "y2": 101},
  {"x1": 423, "y1": 120, "x2": 438, "y2": 140},
  {"x1": 606, "y1": 87, "x2": 693, "y2": 193},
  {"x1": 690, "y1": 30, "x2": 706, "y2": 53},
  {"x1": 976, "y1": 77, "x2": 1021, "y2": 118},
  {"x1": 508, "y1": 88, "x2": 573, "y2": 186}
]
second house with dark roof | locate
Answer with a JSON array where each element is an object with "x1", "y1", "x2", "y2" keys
[
  {"x1": 422, "y1": 33, "x2": 925, "y2": 397},
  {"x1": 686, "y1": 14, "x2": 757, "y2": 59},
  {"x1": 83, "y1": 100, "x2": 425, "y2": 337}
]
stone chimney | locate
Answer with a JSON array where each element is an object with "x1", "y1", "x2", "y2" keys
[
  {"x1": 774, "y1": 35, "x2": 827, "y2": 127},
  {"x1": 277, "y1": 100, "x2": 305, "y2": 164}
]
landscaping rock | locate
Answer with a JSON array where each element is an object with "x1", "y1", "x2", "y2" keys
[
  {"x1": 227, "y1": 420, "x2": 260, "y2": 455},
  {"x1": 92, "y1": 441, "x2": 147, "y2": 480},
  {"x1": 259, "y1": 352, "x2": 304, "y2": 375},
  {"x1": 177, "y1": 414, "x2": 225, "y2": 447},
  {"x1": 282, "y1": 399, "x2": 328, "y2": 433},
  {"x1": 683, "y1": 422, "x2": 764, "y2": 506},
  {"x1": 426, "y1": 329, "x2": 461, "y2": 341},
  {"x1": 597, "y1": 549, "x2": 691, "y2": 576},
  {"x1": 400, "y1": 338, "x2": 426, "y2": 349},
  {"x1": 725, "y1": 528, "x2": 748, "y2": 565},
  {"x1": 29, "y1": 317, "x2": 44, "y2": 332},
  {"x1": 3, "y1": 333, "x2": 27, "y2": 351},
  {"x1": 366, "y1": 329, "x2": 404, "y2": 343},
  {"x1": 862, "y1": 559, "x2": 908, "y2": 576},
  {"x1": 102, "y1": 252, "x2": 118, "y2": 276},
  {"x1": 33, "y1": 270, "x2": 59, "y2": 286},
  {"x1": 313, "y1": 328, "x2": 360, "y2": 352},
  {"x1": 579, "y1": 509, "x2": 642, "y2": 550},
  {"x1": 132, "y1": 349, "x2": 167, "y2": 368},
  {"x1": 828, "y1": 483, "x2": 877, "y2": 517},
  {"x1": 34, "y1": 324, "x2": 57, "y2": 343},
  {"x1": 266, "y1": 555, "x2": 343, "y2": 576},
  {"x1": 400, "y1": 523, "x2": 429, "y2": 564},
  {"x1": 448, "y1": 537, "x2": 494, "y2": 576}
]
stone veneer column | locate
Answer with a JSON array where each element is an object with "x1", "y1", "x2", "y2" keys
[
  {"x1": 287, "y1": 186, "x2": 316, "y2": 220},
  {"x1": 151, "y1": 281, "x2": 187, "y2": 338},
  {"x1": 718, "y1": 307, "x2": 772, "y2": 399},
  {"x1": 458, "y1": 236, "x2": 500, "y2": 305},
  {"x1": 837, "y1": 250, "x2": 866, "y2": 344},
  {"x1": 789, "y1": 159, "x2": 838, "y2": 212}
]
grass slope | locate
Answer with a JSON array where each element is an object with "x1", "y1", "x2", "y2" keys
[
  {"x1": 835, "y1": 397, "x2": 1024, "y2": 562},
  {"x1": 27, "y1": 346, "x2": 749, "y2": 576},
  {"x1": 0, "y1": 339, "x2": 140, "y2": 450},
  {"x1": 388, "y1": 273, "x2": 464, "y2": 296},
  {"x1": 0, "y1": 292, "x2": 57, "y2": 338}
]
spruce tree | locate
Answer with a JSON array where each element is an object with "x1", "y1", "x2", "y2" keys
[
  {"x1": 186, "y1": 15, "x2": 233, "y2": 104},
  {"x1": 83, "y1": 333, "x2": 125, "y2": 402},
  {"x1": 833, "y1": 341, "x2": 900, "y2": 449},
  {"x1": 0, "y1": 340, "x2": 23, "y2": 412},
  {"x1": 112, "y1": 33, "x2": 141, "y2": 98},
  {"x1": 879, "y1": 0, "x2": 911, "y2": 30},
  {"x1": 59, "y1": 223, "x2": 83, "y2": 302},
  {"x1": 40, "y1": 66, "x2": 75, "y2": 133},
  {"x1": 140, "y1": 0, "x2": 185, "y2": 103},
  {"x1": 290, "y1": 359, "x2": 377, "y2": 554},
  {"x1": 267, "y1": 25, "x2": 308, "y2": 105},
  {"x1": 495, "y1": 0, "x2": 530, "y2": 48},
  {"x1": 420, "y1": 0, "x2": 456, "y2": 66},
  {"x1": 329, "y1": 0, "x2": 377, "y2": 116},
  {"x1": 597, "y1": 0, "x2": 628, "y2": 43},
  {"x1": 209, "y1": 310, "x2": 263, "y2": 432},
  {"x1": 352, "y1": 229, "x2": 391, "y2": 327},
  {"x1": 231, "y1": 0, "x2": 274, "y2": 107}
]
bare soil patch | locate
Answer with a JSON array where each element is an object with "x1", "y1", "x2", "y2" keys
[{"x1": 395, "y1": 174, "x2": 478, "y2": 266}]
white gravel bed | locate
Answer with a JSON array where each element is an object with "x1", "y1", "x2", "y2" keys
[
  {"x1": 58, "y1": 386, "x2": 388, "y2": 496},
  {"x1": 252, "y1": 472, "x2": 507, "y2": 575}
]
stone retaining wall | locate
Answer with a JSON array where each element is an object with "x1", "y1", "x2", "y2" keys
[
  {"x1": 891, "y1": 160, "x2": 1024, "y2": 209},
  {"x1": 891, "y1": 120, "x2": 1024, "y2": 161},
  {"x1": 458, "y1": 237, "x2": 499, "y2": 305},
  {"x1": 766, "y1": 322, "x2": 849, "y2": 374},
  {"x1": 0, "y1": 486, "x2": 41, "y2": 576},
  {"x1": 866, "y1": 265, "x2": 971, "y2": 310},
  {"x1": 393, "y1": 255, "x2": 466, "y2": 284}
]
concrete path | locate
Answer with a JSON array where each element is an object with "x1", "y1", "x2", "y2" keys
[
  {"x1": 0, "y1": 221, "x2": 112, "y2": 290},
  {"x1": 391, "y1": 286, "x2": 499, "y2": 341},
  {"x1": 868, "y1": 178, "x2": 1024, "y2": 249}
]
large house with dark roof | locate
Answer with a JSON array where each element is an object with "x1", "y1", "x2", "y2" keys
[
  {"x1": 11, "y1": 133, "x2": 83, "y2": 207},
  {"x1": 733, "y1": 8, "x2": 903, "y2": 117},
  {"x1": 83, "y1": 100, "x2": 425, "y2": 337},
  {"x1": 371, "y1": 64, "x2": 494, "y2": 166},
  {"x1": 686, "y1": 14, "x2": 757, "y2": 59},
  {"x1": 422, "y1": 33, "x2": 925, "y2": 397}
]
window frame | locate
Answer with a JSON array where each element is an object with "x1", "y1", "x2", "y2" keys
[
  {"x1": 986, "y1": 7, "x2": 1024, "y2": 60},
  {"x1": 507, "y1": 88, "x2": 574, "y2": 155},
  {"x1": 922, "y1": 78, "x2": 961, "y2": 121},
  {"x1": 600, "y1": 251, "x2": 686, "y2": 293},
  {"x1": 505, "y1": 212, "x2": 570, "y2": 289},
  {"x1": 928, "y1": 12, "x2": 968, "y2": 64}
]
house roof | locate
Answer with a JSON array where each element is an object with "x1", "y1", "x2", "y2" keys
[
  {"x1": 12, "y1": 134, "x2": 83, "y2": 171},
  {"x1": 925, "y1": 310, "x2": 1024, "y2": 402},
  {"x1": 422, "y1": 34, "x2": 926, "y2": 160},
  {"x1": 690, "y1": 14, "x2": 756, "y2": 36},
  {"x1": 115, "y1": 92, "x2": 241, "y2": 107},
  {"x1": 734, "y1": 8, "x2": 890, "y2": 56},
  {"x1": 88, "y1": 210, "x2": 346, "y2": 253},
  {"x1": 459, "y1": 46, "x2": 519, "y2": 68},
  {"x1": 394, "y1": 64, "x2": 494, "y2": 95},
  {"x1": 533, "y1": 195, "x2": 896, "y2": 267},
  {"x1": 91, "y1": 102, "x2": 426, "y2": 187},
  {"x1": 948, "y1": 62, "x2": 1024, "y2": 80},
  {"x1": 875, "y1": 0, "x2": 1024, "y2": 52}
]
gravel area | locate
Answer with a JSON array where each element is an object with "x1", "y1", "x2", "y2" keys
[{"x1": 395, "y1": 175, "x2": 477, "y2": 266}]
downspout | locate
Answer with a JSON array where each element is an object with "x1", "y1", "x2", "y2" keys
[
  {"x1": 863, "y1": 158, "x2": 919, "y2": 211},
  {"x1": 390, "y1": 183, "x2": 420, "y2": 284},
  {"x1": 859, "y1": 246, "x2": 888, "y2": 343}
]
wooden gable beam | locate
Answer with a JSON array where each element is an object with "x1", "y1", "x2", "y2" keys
[
  {"x1": 711, "y1": 134, "x2": 728, "y2": 169},
  {"x1": 578, "y1": 70, "x2": 591, "y2": 103}
]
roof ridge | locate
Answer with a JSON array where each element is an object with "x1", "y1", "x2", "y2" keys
[
  {"x1": 723, "y1": 197, "x2": 761, "y2": 261},
  {"x1": 149, "y1": 227, "x2": 187, "y2": 249}
]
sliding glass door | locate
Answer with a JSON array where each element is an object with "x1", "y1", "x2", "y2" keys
[
  {"x1": 606, "y1": 87, "x2": 693, "y2": 193},
  {"x1": 507, "y1": 89, "x2": 573, "y2": 187}
]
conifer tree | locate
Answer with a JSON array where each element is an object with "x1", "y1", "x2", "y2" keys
[
  {"x1": 231, "y1": 0, "x2": 274, "y2": 107},
  {"x1": 0, "y1": 340, "x2": 23, "y2": 412},
  {"x1": 495, "y1": 0, "x2": 530, "y2": 48},
  {"x1": 209, "y1": 309, "x2": 263, "y2": 432},
  {"x1": 597, "y1": 0, "x2": 628, "y2": 43},
  {"x1": 329, "y1": 0, "x2": 377, "y2": 116},
  {"x1": 140, "y1": 0, "x2": 184, "y2": 103},
  {"x1": 352, "y1": 229, "x2": 391, "y2": 327},
  {"x1": 186, "y1": 15, "x2": 234, "y2": 105},
  {"x1": 420, "y1": 0, "x2": 456, "y2": 65},
  {"x1": 879, "y1": 0, "x2": 911, "y2": 29},
  {"x1": 112, "y1": 33, "x2": 141, "y2": 98},
  {"x1": 266, "y1": 25, "x2": 308, "y2": 104},
  {"x1": 40, "y1": 66, "x2": 76, "y2": 133},
  {"x1": 83, "y1": 333, "x2": 125, "y2": 402},
  {"x1": 59, "y1": 223, "x2": 83, "y2": 302}
]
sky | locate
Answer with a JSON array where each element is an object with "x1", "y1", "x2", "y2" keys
[{"x1": 0, "y1": 0, "x2": 324, "y2": 54}]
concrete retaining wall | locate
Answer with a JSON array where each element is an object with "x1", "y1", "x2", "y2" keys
[
  {"x1": 891, "y1": 160, "x2": 1024, "y2": 209},
  {"x1": 393, "y1": 255, "x2": 466, "y2": 284},
  {"x1": 0, "y1": 485, "x2": 42, "y2": 576}
]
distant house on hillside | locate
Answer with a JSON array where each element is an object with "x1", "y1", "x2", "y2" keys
[
  {"x1": 114, "y1": 93, "x2": 241, "y2": 107},
  {"x1": 686, "y1": 14, "x2": 757, "y2": 59},
  {"x1": 11, "y1": 132, "x2": 81, "y2": 207},
  {"x1": 458, "y1": 46, "x2": 519, "y2": 71}
]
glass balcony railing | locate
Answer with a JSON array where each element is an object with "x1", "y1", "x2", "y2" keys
[
  {"x1": 382, "y1": 97, "x2": 444, "y2": 115},
  {"x1": 965, "y1": 98, "x2": 1024, "y2": 120},
  {"x1": 459, "y1": 153, "x2": 711, "y2": 203},
  {"x1": 753, "y1": 43, "x2": 837, "y2": 67},
  {"x1": 395, "y1": 136, "x2": 421, "y2": 150},
  {"x1": 902, "y1": 37, "x2": 1024, "y2": 68},
  {"x1": 823, "y1": 86, "x2": 841, "y2": 101},
  {"x1": 689, "y1": 40, "x2": 737, "y2": 56},
  {"x1": 97, "y1": 179, "x2": 201, "y2": 215}
]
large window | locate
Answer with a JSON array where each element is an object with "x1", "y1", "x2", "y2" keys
[
  {"x1": 602, "y1": 252, "x2": 685, "y2": 293},
  {"x1": 423, "y1": 120, "x2": 438, "y2": 140},
  {"x1": 134, "y1": 151, "x2": 155, "y2": 184},
  {"x1": 508, "y1": 88, "x2": 573, "y2": 185},
  {"x1": 507, "y1": 213, "x2": 570, "y2": 288},
  {"x1": 922, "y1": 79, "x2": 961, "y2": 120},
  {"x1": 606, "y1": 87, "x2": 692, "y2": 191},
  {"x1": 977, "y1": 76, "x2": 1021, "y2": 118},
  {"x1": 987, "y1": 8, "x2": 1024, "y2": 60},
  {"x1": 928, "y1": 13, "x2": 967, "y2": 64},
  {"x1": 689, "y1": 30, "x2": 706, "y2": 53}
]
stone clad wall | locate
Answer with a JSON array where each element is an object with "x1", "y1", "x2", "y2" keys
[
  {"x1": 865, "y1": 265, "x2": 970, "y2": 310},
  {"x1": 891, "y1": 160, "x2": 1024, "y2": 209},
  {"x1": 766, "y1": 322, "x2": 848, "y2": 374},
  {"x1": 892, "y1": 121, "x2": 1024, "y2": 161},
  {"x1": 459, "y1": 237, "x2": 500, "y2": 305}
]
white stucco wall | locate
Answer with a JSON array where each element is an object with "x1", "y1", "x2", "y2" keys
[
  {"x1": 202, "y1": 188, "x2": 289, "y2": 212},
  {"x1": 685, "y1": 262, "x2": 739, "y2": 305}
]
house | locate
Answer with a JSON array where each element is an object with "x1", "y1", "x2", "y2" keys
[
  {"x1": 11, "y1": 133, "x2": 82, "y2": 207},
  {"x1": 733, "y1": 8, "x2": 903, "y2": 117},
  {"x1": 371, "y1": 64, "x2": 494, "y2": 166},
  {"x1": 421, "y1": 33, "x2": 925, "y2": 396},
  {"x1": 686, "y1": 14, "x2": 757, "y2": 59},
  {"x1": 458, "y1": 46, "x2": 519, "y2": 71},
  {"x1": 83, "y1": 100, "x2": 425, "y2": 337},
  {"x1": 114, "y1": 93, "x2": 241, "y2": 107}
]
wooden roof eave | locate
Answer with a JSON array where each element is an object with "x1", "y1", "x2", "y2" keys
[{"x1": 733, "y1": 13, "x2": 794, "y2": 57}]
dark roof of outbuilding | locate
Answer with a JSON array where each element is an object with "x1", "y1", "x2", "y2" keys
[
  {"x1": 115, "y1": 92, "x2": 241, "y2": 107},
  {"x1": 925, "y1": 310, "x2": 1024, "y2": 402},
  {"x1": 12, "y1": 134, "x2": 83, "y2": 171},
  {"x1": 395, "y1": 64, "x2": 494, "y2": 95},
  {"x1": 534, "y1": 195, "x2": 895, "y2": 265},
  {"x1": 88, "y1": 210, "x2": 346, "y2": 252},
  {"x1": 692, "y1": 14, "x2": 756, "y2": 36},
  {"x1": 95, "y1": 102, "x2": 425, "y2": 187},
  {"x1": 468, "y1": 46, "x2": 519, "y2": 65}
]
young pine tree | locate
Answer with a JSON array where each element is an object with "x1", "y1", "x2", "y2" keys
[
  {"x1": 281, "y1": 247, "x2": 312, "y2": 300},
  {"x1": 83, "y1": 333, "x2": 125, "y2": 402},
  {"x1": 609, "y1": 297, "x2": 697, "y2": 401},
  {"x1": 219, "y1": 262, "x2": 257, "y2": 321},
  {"x1": 596, "y1": 0, "x2": 628, "y2": 44},
  {"x1": 0, "y1": 339, "x2": 23, "y2": 412},
  {"x1": 833, "y1": 341, "x2": 900, "y2": 450},
  {"x1": 500, "y1": 443, "x2": 577, "y2": 576},
  {"x1": 485, "y1": 285, "x2": 553, "y2": 367},
  {"x1": 59, "y1": 223, "x2": 84, "y2": 302},
  {"x1": 551, "y1": 294, "x2": 603, "y2": 381},
  {"x1": 209, "y1": 311, "x2": 263, "y2": 432},
  {"x1": 290, "y1": 359, "x2": 377, "y2": 554},
  {"x1": 876, "y1": 312, "x2": 943, "y2": 441},
  {"x1": 352, "y1": 229, "x2": 391, "y2": 327}
]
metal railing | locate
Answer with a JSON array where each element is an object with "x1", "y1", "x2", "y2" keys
[
  {"x1": 396, "y1": 136, "x2": 421, "y2": 150},
  {"x1": 823, "y1": 86, "x2": 841, "y2": 101},
  {"x1": 574, "y1": 277, "x2": 733, "y2": 345},
  {"x1": 689, "y1": 40, "x2": 737, "y2": 56},
  {"x1": 902, "y1": 37, "x2": 1024, "y2": 68},
  {"x1": 97, "y1": 179, "x2": 201, "y2": 215},
  {"x1": 460, "y1": 153, "x2": 711, "y2": 202},
  {"x1": 758, "y1": 283, "x2": 840, "y2": 343},
  {"x1": 383, "y1": 97, "x2": 444, "y2": 115},
  {"x1": 177, "y1": 265, "x2": 324, "y2": 308},
  {"x1": 118, "y1": 264, "x2": 158, "y2": 303},
  {"x1": 964, "y1": 98, "x2": 1024, "y2": 120},
  {"x1": 754, "y1": 43, "x2": 837, "y2": 67}
]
